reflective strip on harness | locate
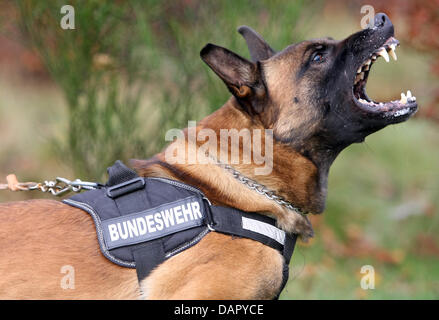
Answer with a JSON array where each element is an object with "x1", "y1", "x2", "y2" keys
[
  {"x1": 102, "y1": 196, "x2": 204, "y2": 250},
  {"x1": 242, "y1": 216, "x2": 286, "y2": 245}
]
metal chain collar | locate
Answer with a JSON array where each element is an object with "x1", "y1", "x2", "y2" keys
[{"x1": 215, "y1": 162, "x2": 308, "y2": 216}]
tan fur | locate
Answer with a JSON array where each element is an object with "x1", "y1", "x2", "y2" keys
[
  {"x1": 134, "y1": 101, "x2": 317, "y2": 235},
  {"x1": 0, "y1": 200, "x2": 139, "y2": 299},
  {"x1": 262, "y1": 40, "x2": 336, "y2": 142}
]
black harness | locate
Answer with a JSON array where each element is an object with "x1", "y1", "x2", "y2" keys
[{"x1": 63, "y1": 161, "x2": 297, "y2": 298}]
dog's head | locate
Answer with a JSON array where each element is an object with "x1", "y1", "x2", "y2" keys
[{"x1": 201, "y1": 13, "x2": 417, "y2": 167}]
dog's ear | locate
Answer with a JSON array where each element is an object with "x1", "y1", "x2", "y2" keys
[
  {"x1": 237, "y1": 26, "x2": 276, "y2": 62},
  {"x1": 200, "y1": 43, "x2": 266, "y2": 113}
]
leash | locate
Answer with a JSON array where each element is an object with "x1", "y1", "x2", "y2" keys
[{"x1": 0, "y1": 174, "x2": 98, "y2": 196}]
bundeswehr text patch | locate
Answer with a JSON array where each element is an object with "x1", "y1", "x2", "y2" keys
[{"x1": 102, "y1": 196, "x2": 205, "y2": 249}]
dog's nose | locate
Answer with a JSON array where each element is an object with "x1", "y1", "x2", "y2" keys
[{"x1": 374, "y1": 13, "x2": 392, "y2": 29}]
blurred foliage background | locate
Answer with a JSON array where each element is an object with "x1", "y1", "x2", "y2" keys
[{"x1": 0, "y1": 0, "x2": 438, "y2": 299}]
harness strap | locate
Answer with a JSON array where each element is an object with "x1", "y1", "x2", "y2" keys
[
  {"x1": 276, "y1": 229, "x2": 296, "y2": 299},
  {"x1": 106, "y1": 160, "x2": 138, "y2": 186},
  {"x1": 104, "y1": 161, "x2": 167, "y2": 280},
  {"x1": 209, "y1": 205, "x2": 296, "y2": 298},
  {"x1": 210, "y1": 206, "x2": 287, "y2": 252},
  {"x1": 132, "y1": 240, "x2": 165, "y2": 282}
]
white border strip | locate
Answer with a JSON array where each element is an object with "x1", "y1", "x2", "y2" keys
[{"x1": 242, "y1": 217, "x2": 285, "y2": 245}]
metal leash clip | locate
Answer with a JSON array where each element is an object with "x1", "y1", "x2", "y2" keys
[{"x1": 28, "y1": 177, "x2": 99, "y2": 196}]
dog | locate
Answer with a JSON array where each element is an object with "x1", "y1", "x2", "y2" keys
[{"x1": 0, "y1": 13, "x2": 417, "y2": 299}]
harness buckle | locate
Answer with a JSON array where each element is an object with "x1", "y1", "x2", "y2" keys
[
  {"x1": 202, "y1": 196, "x2": 216, "y2": 231},
  {"x1": 106, "y1": 177, "x2": 145, "y2": 198}
]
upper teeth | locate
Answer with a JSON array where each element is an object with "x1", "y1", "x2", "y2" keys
[
  {"x1": 378, "y1": 48, "x2": 390, "y2": 62},
  {"x1": 355, "y1": 41, "x2": 399, "y2": 82},
  {"x1": 375, "y1": 43, "x2": 398, "y2": 62},
  {"x1": 388, "y1": 44, "x2": 397, "y2": 61}
]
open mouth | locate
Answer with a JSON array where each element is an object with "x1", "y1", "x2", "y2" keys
[{"x1": 352, "y1": 37, "x2": 418, "y2": 119}]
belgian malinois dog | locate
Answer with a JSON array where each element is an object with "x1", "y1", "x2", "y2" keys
[{"x1": 0, "y1": 13, "x2": 417, "y2": 299}]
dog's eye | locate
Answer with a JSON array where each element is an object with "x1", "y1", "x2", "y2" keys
[{"x1": 311, "y1": 52, "x2": 324, "y2": 63}]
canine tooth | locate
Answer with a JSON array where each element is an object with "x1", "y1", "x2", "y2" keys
[
  {"x1": 407, "y1": 90, "x2": 412, "y2": 98},
  {"x1": 377, "y1": 48, "x2": 389, "y2": 62},
  {"x1": 389, "y1": 47, "x2": 397, "y2": 61},
  {"x1": 400, "y1": 92, "x2": 407, "y2": 104}
]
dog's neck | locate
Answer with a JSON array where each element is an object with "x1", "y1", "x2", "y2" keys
[{"x1": 132, "y1": 98, "x2": 330, "y2": 238}]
